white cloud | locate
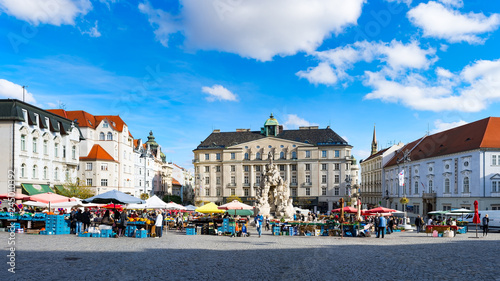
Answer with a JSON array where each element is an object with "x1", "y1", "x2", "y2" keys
[
  {"x1": 139, "y1": 0, "x2": 364, "y2": 61},
  {"x1": 384, "y1": 0, "x2": 412, "y2": 6},
  {"x1": 297, "y1": 40, "x2": 436, "y2": 85},
  {"x1": 283, "y1": 114, "x2": 318, "y2": 129},
  {"x1": 99, "y1": 0, "x2": 117, "y2": 10},
  {"x1": 0, "y1": 79, "x2": 36, "y2": 103},
  {"x1": 138, "y1": 1, "x2": 180, "y2": 47},
  {"x1": 407, "y1": 1, "x2": 500, "y2": 44},
  {"x1": 201, "y1": 85, "x2": 238, "y2": 102},
  {"x1": 437, "y1": 0, "x2": 463, "y2": 8},
  {"x1": 432, "y1": 119, "x2": 467, "y2": 134},
  {"x1": 364, "y1": 58, "x2": 500, "y2": 112},
  {"x1": 0, "y1": 0, "x2": 92, "y2": 26},
  {"x1": 296, "y1": 62, "x2": 338, "y2": 86},
  {"x1": 354, "y1": 149, "x2": 370, "y2": 161},
  {"x1": 81, "y1": 20, "x2": 101, "y2": 37}
]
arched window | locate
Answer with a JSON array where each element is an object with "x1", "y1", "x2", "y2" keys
[
  {"x1": 99, "y1": 132, "x2": 105, "y2": 140},
  {"x1": 444, "y1": 178, "x2": 450, "y2": 193},
  {"x1": 256, "y1": 152, "x2": 261, "y2": 160},
  {"x1": 55, "y1": 168, "x2": 59, "y2": 180},
  {"x1": 72, "y1": 146, "x2": 76, "y2": 159},
  {"x1": 292, "y1": 151, "x2": 297, "y2": 159},
  {"x1": 33, "y1": 165, "x2": 37, "y2": 178},
  {"x1": 280, "y1": 151, "x2": 285, "y2": 159},
  {"x1": 414, "y1": 181, "x2": 419, "y2": 194},
  {"x1": 107, "y1": 132, "x2": 113, "y2": 140},
  {"x1": 43, "y1": 166, "x2": 48, "y2": 179},
  {"x1": 244, "y1": 153, "x2": 249, "y2": 160},
  {"x1": 463, "y1": 177, "x2": 470, "y2": 193},
  {"x1": 21, "y1": 164, "x2": 26, "y2": 178},
  {"x1": 428, "y1": 180, "x2": 433, "y2": 193}
]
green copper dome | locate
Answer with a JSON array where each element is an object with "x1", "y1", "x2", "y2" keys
[{"x1": 264, "y1": 113, "x2": 279, "y2": 126}]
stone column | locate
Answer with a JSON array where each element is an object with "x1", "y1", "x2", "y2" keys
[
  {"x1": 250, "y1": 164, "x2": 254, "y2": 197},
  {"x1": 286, "y1": 164, "x2": 290, "y2": 183}
]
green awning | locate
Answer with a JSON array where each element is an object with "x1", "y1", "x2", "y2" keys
[
  {"x1": 21, "y1": 184, "x2": 54, "y2": 195},
  {"x1": 54, "y1": 185, "x2": 65, "y2": 193}
]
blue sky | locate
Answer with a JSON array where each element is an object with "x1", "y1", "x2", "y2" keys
[{"x1": 1, "y1": 0, "x2": 500, "y2": 170}]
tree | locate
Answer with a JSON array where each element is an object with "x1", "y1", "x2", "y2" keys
[
  {"x1": 140, "y1": 193, "x2": 150, "y2": 200},
  {"x1": 57, "y1": 179, "x2": 94, "y2": 199},
  {"x1": 163, "y1": 194, "x2": 182, "y2": 204},
  {"x1": 226, "y1": 195, "x2": 242, "y2": 203}
]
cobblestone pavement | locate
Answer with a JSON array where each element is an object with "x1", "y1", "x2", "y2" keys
[{"x1": 2, "y1": 229, "x2": 500, "y2": 281}]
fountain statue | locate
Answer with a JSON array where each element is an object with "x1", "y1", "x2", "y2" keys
[{"x1": 255, "y1": 152, "x2": 295, "y2": 218}]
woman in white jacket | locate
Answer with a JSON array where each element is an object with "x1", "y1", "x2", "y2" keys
[{"x1": 155, "y1": 211, "x2": 163, "y2": 238}]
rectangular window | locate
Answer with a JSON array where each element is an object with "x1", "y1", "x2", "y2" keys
[
  {"x1": 244, "y1": 165, "x2": 249, "y2": 172},
  {"x1": 414, "y1": 204, "x2": 420, "y2": 214},
  {"x1": 306, "y1": 175, "x2": 311, "y2": 184},
  {"x1": 216, "y1": 188, "x2": 221, "y2": 196},
  {"x1": 101, "y1": 179, "x2": 108, "y2": 186},
  {"x1": 216, "y1": 153, "x2": 221, "y2": 160},
  {"x1": 256, "y1": 175, "x2": 261, "y2": 184},
  {"x1": 335, "y1": 150, "x2": 340, "y2": 158},
  {"x1": 205, "y1": 166, "x2": 210, "y2": 172},
  {"x1": 43, "y1": 140, "x2": 48, "y2": 155},
  {"x1": 86, "y1": 163, "x2": 93, "y2": 171},
  {"x1": 216, "y1": 166, "x2": 221, "y2": 172},
  {"x1": 255, "y1": 166, "x2": 261, "y2": 172},
  {"x1": 279, "y1": 165, "x2": 285, "y2": 171},
  {"x1": 101, "y1": 164, "x2": 108, "y2": 171},
  {"x1": 231, "y1": 165, "x2": 236, "y2": 172},
  {"x1": 305, "y1": 151, "x2": 311, "y2": 158},
  {"x1": 334, "y1": 164, "x2": 340, "y2": 170},
  {"x1": 244, "y1": 188, "x2": 249, "y2": 196},
  {"x1": 86, "y1": 179, "x2": 92, "y2": 186},
  {"x1": 244, "y1": 176, "x2": 249, "y2": 184},
  {"x1": 306, "y1": 187, "x2": 311, "y2": 196},
  {"x1": 205, "y1": 188, "x2": 210, "y2": 196},
  {"x1": 230, "y1": 189, "x2": 235, "y2": 196},
  {"x1": 322, "y1": 164, "x2": 327, "y2": 171},
  {"x1": 335, "y1": 187, "x2": 340, "y2": 196},
  {"x1": 305, "y1": 164, "x2": 310, "y2": 171},
  {"x1": 21, "y1": 135, "x2": 26, "y2": 151},
  {"x1": 291, "y1": 165, "x2": 297, "y2": 171},
  {"x1": 33, "y1": 138, "x2": 37, "y2": 153},
  {"x1": 292, "y1": 175, "x2": 297, "y2": 184},
  {"x1": 322, "y1": 187, "x2": 327, "y2": 196},
  {"x1": 292, "y1": 188, "x2": 297, "y2": 197},
  {"x1": 322, "y1": 175, "x2": 327, "y2": 183},
  {"x1": 322, "y1": 150, "x2": 327, "y2": 158},
  {"x1": 493, "y1": 181, "x2": 497, "y2": 193},
  {"x1": 205, "y1": 154, "x2": 209, "y2": 160},
  {"x1": 335, "y1": 175, "x2": 340, "y2": 183},
  {"x1": 493, "y1": 155, "x2": 497, "y2": 166},
  {"x1": 205, "y1": 177, "x2": 210, "y2": 185},
  {"x1": 231, "y1": 153, "x2": 235, "y2": 160},
  {"x1": 231, "y1": 176, "x2": 236, "y2": 185},
  {"x1": 216, "y1": 177, "x2": 221, "y2": 185},
  {"x1": 63, "y1": 145, "x2": 66, "y2": 158}
]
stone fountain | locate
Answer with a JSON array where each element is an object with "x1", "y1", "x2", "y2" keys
[{"x1": 255, "y1": 152, "x2": 295, "y2": 218}]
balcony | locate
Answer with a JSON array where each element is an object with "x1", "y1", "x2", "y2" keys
[
  {"x1": 290, "y1": 182, "x2": 298, "y2": 187},
  {"x1": 422, "y1": 192, "x2": 436, "y2": 199},
  {"x1": 254, "y1": 183, "x2": 260, "y2": 187},
  {"x1": 192, "y1": 159, "x2": 199, "y2": 164},
  {"x1": 243, "y1": 183, "x2": 250, "y2": 187},
  {"x1": 301, "y1": 182, "x2": 312, "y2": 188},
  {"x1": 227, "y1": 183, "x2": 236, "y2": 188}
]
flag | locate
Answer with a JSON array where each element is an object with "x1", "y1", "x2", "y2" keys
[{"x1": 398, "y1": 169, "x2": 405, "y2": 186}]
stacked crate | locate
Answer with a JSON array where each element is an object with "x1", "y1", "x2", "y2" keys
[
  {"x1": 125, "y1": 225, "x2": 137, "y2": 237},
  {"x1": 135, "y1": 229, "x2": 148, "y2": 238},
  {"x1": 43, "y1": 215, "x2": 70, "y2": 235}
]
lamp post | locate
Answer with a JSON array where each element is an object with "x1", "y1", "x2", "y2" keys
[{"x1": 397, "y1": 149, "x2": 411, "y2": 229}]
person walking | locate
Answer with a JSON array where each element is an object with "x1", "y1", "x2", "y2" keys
[
  {"x1": 119, "y1": 209, "x2": 128, "y2": 237},
  {"x1": 255, "y1": 213, "x2": 263, "y2": 237},
  {"x1": 82, "y1": 208, "x2": 92, "y2": 233},
  {"x1": 415, "y1": 215, "x2": 423, "y2": 233},
  {"x1": 482, "y1": 214, "x2": 489, "y2": 236},
  {"x1": 378, "y1": 215, "x2": 387, "y2": 238},
  {"x1": 374, "y1": 214, "x2": 381, "y2": 238},
  {"x1": 155, "y1": 211, "x2": 164, "y2": 238},
  {"x1": 265, "y1": 216, "x2": 270, "y2": 231},
  {"x1": 75, "y1": 209, "x2": 83, "y2": 235}
]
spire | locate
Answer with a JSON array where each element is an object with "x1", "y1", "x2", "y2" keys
[{"x1": 371, "y1": 125, "x2": 378, "y2": 155}]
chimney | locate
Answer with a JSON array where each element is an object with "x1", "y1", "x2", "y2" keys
[
  {"x1": 213, "y1": 129, "x2": 220, "y2": 133},
  {"x1": 236, "y1": 129, "x2": 250, "y2": 132}
]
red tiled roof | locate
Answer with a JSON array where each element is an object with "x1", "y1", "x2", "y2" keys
[
  {"x1": 362, "y1": 147, "x2": 390, "y2": 162},
  {"x1": 173, "y1": 163, "x2": 185, "y2": 170},
  {"x1": 133, "y1": 139, "x2": 139, "y2": 148},
  {"x1": 385, "y1": 117, "x2": 500, "y2": 168},
  {"x1": 47, "y1": 109, "x2": 128, "y2": 133},
  {"x1": 80, "y1": 144, "x2": 116, "y2": 162},
  {"x1": 172, "y1": 178, "x2": 181, "y2": 186}
]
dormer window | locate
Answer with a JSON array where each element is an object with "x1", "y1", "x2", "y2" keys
[{"x1": 103, "y1": 121, "x2": 109, "y2": 128}]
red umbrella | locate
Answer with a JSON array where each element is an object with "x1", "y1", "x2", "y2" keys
[
  {"x1": 332, "y1": 206, "x2": 358, "y2": 213},
  {"x1": 472, "y1": 201, "x2": 480, "y2": 224},
  {"x1": 0, "y1": 193, "x2": 30, "y2": 200},
  {"x1": 102, "y1": 204, "x2": 123, "y2": 210},
  {"x1": 367, "y1": 206, "x2": 397, "y2": 213}
]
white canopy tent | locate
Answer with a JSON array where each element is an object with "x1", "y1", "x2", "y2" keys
[{"x1": 126, "y1": 195, "x2": 166, "y2": 209}]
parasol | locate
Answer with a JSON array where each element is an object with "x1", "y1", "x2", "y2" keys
[{"x1": 472, "y1": 200, "x2": 480, "y2": 238}]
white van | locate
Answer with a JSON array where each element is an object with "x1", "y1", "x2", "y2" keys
[{"x1": 463, "y1": 211, "x2": 500, "y2": 231}]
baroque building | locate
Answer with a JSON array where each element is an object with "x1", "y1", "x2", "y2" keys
[
  {"x1": 384, "y1": 117, "x2": 500, "y2": 218},
  {"x1": 193, "y1": 114, "x2": 358, "y2": 213},
  {"x1": 0, "y1": 99, "x2": 83, "y2": 195}
]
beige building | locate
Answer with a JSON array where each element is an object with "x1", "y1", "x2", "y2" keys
[
  {"x1": 360, "y1": 127, "x2": 403, "y2": 208},
  {"x1": 193, "y1": 114, "x2": 358, "y2": 213}
]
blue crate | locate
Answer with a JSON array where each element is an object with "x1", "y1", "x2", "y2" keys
[
  {"x1": 135, "y1": 230, "x2": 148, "y2": 238},
  {"x1": 186, "y1": 228, "x2": 196, "y2": 235}
]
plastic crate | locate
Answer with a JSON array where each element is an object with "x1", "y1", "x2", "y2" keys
[
  {"x1": 135, "y1": 230, "x2": 148, "y2": 238},
  {"x1": 186, "y1": 228, "x2": 196, "y2": 235}
]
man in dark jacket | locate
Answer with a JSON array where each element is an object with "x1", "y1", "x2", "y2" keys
[
  {"x1": 374, "y1": 214, "x2": 380, "y2": 238},
  {"x1": 82, "y1": 208, "x2": 92, "y2": 233},
  {"x1": 415, "y1": 215, "x2": 423, "y2": 233},
  {"x1": 482, "y1": 214, "x2": 489, "y2": 236}
]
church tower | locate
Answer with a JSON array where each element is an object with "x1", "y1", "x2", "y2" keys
[{"x1": 371, "y1": 125, "x2": 378, "y2": 155}]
